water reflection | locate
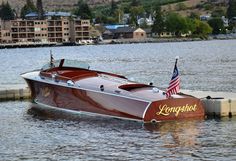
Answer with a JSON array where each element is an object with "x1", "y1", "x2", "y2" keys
[
  {"x1": 28, "y1": 103, "x2": 203, "y2": 149},
  {"x1": 145, "y1": 120, "x2": 202, "y2": 148}
]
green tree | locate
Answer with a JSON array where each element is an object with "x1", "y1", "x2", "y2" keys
[
  {"x1": 75, "y1": 0, "x2": 92, "y2": 19},
  {"x1": 227, "y1": 0, "x2": 236, "y2": 19},
  {"x1": 151, "y1": 5, "x2": 165, "y2": 35},
  {"x1": 114, "y1": 8, "x2": 124, "y2": 23},
  {"x1": 175, "y1": 2, "x2": 187, "y2": 11},
  {"x1": 20, "y1": 0, "x2": 37, "y2": 19},
  {"x1": 165, "y1": 13, "x2": 188, "y2": 36},
  {"x1": 110, "y1": 0, "x2": 118, "y2": 16},
  {"x1": 189, "y1": 12, "x2": 199, "y2": 19},
  {"x1": 186, "y1": 17, "x2": 196, "y2": 34},
  {"x1": 0, "y1": 2, "x2": 15, "y2": 20},
  {"x1": 194, "y1": 19, "x2": 212, "y2": 36},
  {"x1": 37, "y1": 0, "x2": 44, "y2": 19},
  {"x1": 129, "y1": 6, "x2": 144, "y2": 26},
  {"x1": 211, "y1": 8, "x2": 225, "y2": 17},
  {"x1": 208, "y1": 18, "x2": 225, "y2": 34},
  {"x1": 130, "y1": 0, "x2": 141, "y2": 7}
]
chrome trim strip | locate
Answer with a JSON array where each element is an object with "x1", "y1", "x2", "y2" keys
[
  {"x1": 22, "y1": 71, "x2": 150, "y2": 103},
  {"x1": 142, "y1": 102, "x2": 152, "y2": 119},
  {"x1": 35, "y1": 100, "x2": 143, "y2": 122}
]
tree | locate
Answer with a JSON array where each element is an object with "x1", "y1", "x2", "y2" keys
[
  {"x1": 165, "y1": 13, "x2": 188, "y2": 36},
  {"x1": 186, "y1": 17, "x2": 196, "y2": 34},
  {"x1": 37, "y1": 0, "x2": 44, "y2": 19},
  {"x1": 189, "y1": 12, "x2": 199, "y2": 19},
  {"x1": 114, "y1": 8, "x2": 124, "y2": 23},
  {"x1": 130, "y1": 0, "x2": 141, "y2": 7},
  {"x1": 129, "y1": 6, "x2": 144, "y2": 26},
  {"x1": 227, "y1": 0, "x2": 236, "y2": 19},
  {"x1": 175, "y1": 2, "x2": 187, "y2": 11},
  {"x1": 110, "y1": 0, "x2": 118, "y2": 16},
  {"x1": 0, "y1": 2, "x2": 15, "y2": 20},
  {"x1": 208, "y1": 18, "x2": 225, "y2": 34},
  {"x1": 20, "y1": 0, "x2": 37, "y2": 19},
  {"x1": 151, "y1": 5, "x2": 165, "y2": 35},
  {"x1": 211, "y1": 8, "x2": 225, "y2": 17},
  {"x1": 75, "y1": 0, "x2": 92, "y2": 19},
  {"x1": 193, "y1": 19, "x2": 212, "y2": 36}
]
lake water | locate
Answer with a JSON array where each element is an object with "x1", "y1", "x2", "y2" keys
[
  {"x1": 0, "y1": 40, "x2": 236, "y2": 160},
  {"x1": 0, "y1": 40, "x2": 236, "y2": 92}
]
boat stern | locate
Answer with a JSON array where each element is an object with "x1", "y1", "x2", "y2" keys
[{"x1": 143, "y1": 98, "x2": 205, "y2": 123}]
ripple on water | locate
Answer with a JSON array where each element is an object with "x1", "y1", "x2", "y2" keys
[
  {"x1": 1, "y1": 101, "x2": 236, "y2": 160},
  {"x1": 0, "y1": 40, "x2": 236, "y2": 92}
]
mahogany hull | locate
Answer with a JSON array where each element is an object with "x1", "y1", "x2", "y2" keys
[{"x1": 25, "y1": 78, "x2": 205, "y2": 123}]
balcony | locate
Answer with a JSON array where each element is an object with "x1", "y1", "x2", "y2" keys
[
  {"x1": 48, "y1": 33, "x2": 55, "y2": 37},
  {"x1": 75, "y1": 27, "x2": 82, "y2": 31},
  {"x1": 56, "y1": 33, "x2": 62, "y2": 37},
  {"x1": 19, "y1": 22, "x2": 26, "y2": 26},
  {"x1": 19, "y1": 28, "x2": 26, "y2": 32},
  {"x1": 83, "y1": 27, "x2": 89, "y2": 31},
  {"x1": 48, "y1": 27, "x2": 55, "y2": 32},
  {"x1": 55, "y1": 27, "x2": 62, "y2": 32},
  {"x1": 27, "y1": 21, "x2": 34, "y2": 26},
  {"x1": 12, "y1": 34, "x2": 18, "y2": 38},
  {"x1": 11, "y1": 28, "x2": 18, "y2": 32}
]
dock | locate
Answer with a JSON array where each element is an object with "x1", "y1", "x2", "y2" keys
[
  {"x1": 0, "y1": 42, "x2": 59, "y2": 49},
  {"x1": 0, "y1": 84, "x2": 235, "y2": 118},
  {"x1": 0, "y1": 84, "x2": 31, "y2": 101},
  {"x1": 181, "y1": 90, "x2": 236, "y2": 118}
]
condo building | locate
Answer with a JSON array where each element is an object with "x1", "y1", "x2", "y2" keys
[{"x1": 0, "y1": 12, "x2": 91, "y2": 44}]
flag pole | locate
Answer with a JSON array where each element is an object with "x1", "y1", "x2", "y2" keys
[
  {"x1": 166, "y1": 56, "x2": 180, "y2": 98},
  {"x1": 50, "y1": 50, "x2": 54, "y2": 67},
  {"x1": 175, "y1": 56, "x2": 179, "y2": 66}
]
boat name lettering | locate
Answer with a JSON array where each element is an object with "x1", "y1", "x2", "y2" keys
[{"x1": 156, "y1": 104, "x2": 197, "y2": 117}]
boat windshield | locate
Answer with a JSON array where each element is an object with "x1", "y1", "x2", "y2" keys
[{"x1": 41, "y1": 59, "x2": 90, "y2": 71}]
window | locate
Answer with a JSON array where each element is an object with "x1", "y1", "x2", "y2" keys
[{"x1": 35, "y1": 27, "x2": 41, "y2": 31}]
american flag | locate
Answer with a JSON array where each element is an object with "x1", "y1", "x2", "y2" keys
[{"x1": 166, "y1": 58, "x2": 180, "y2": 98}]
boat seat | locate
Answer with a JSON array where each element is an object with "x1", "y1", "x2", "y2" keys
[
  {"x1": 58, "y1": 70, "x2": 91, "y2": 78},
  {"x1": 71, "y1": 72, "x2": 98, "y2": 81},
  {"x1": 119, "y1": 84, "x2": 150, "y2": 91}
]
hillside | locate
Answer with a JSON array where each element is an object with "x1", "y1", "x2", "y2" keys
[
  {"x1": 0, "y1": 0, "x2": 116, "y2": 13},
  {"x1": 0, "y1": 0, "x2": 228, "y2": 17}
]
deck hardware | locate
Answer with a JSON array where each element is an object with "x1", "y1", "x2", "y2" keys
[
  {"x1": 67, "y1": 80, "x2": 74, "y2": 86},
  {"x1": 152, "y1": 87, "x2": 159, "y2": 93},
  {"x1": 151, "y1": 119, "x2": 158, "y2": 124},
  {"x1": 100, "y1": 85, "x2": 104, "y2": 91},
  {"x1": 115, "y1": 90, "x2": 121, "y2": 94}
]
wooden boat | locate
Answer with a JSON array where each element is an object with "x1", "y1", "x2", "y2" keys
[{"x1": 21, "y1": 58, "x2": 205, "y2": 123}]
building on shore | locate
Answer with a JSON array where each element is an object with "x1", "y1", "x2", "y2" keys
[
  {"x1": 0, "y1": 12, "x2": 91, "y2": 44},
  {"x1": 102, "y1": 26, "x2": 147, "y2": 40}
]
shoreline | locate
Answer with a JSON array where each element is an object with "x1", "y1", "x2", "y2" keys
[{"x1": 0, "y1": 35, "x2": 236, "y2": 49}]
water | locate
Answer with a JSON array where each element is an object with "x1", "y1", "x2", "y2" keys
[
  {"x1": 1, "y1": 101, "x2": 236, "y2": 160},
  {"x1": 0, "y1": 40, "x2": 236, "y2": 92},
  {"x1": 1, "y1": 40, "x2": 236, "y2": 160}
]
